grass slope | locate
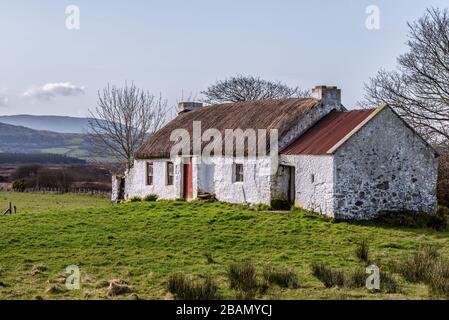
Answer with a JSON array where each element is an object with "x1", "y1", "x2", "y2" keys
[{"x1": 0, "y1": 192, "x2": 448, "y2": 300}]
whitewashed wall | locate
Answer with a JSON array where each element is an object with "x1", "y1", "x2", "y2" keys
[
  {"x1": 211, "y1": 156, "x2": 273, "y2": 205},
  {"x1": 125, "y1": 159, "x2": 181, "y2": 200},
  {"x1": 281, "y1": 155, "x2": 335, "y2": 216},
  {"x1": 125, "y1": 156, "x2": 275, "y2": 205}
]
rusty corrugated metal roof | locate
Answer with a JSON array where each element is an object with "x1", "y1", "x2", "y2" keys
[{"x1": 281, "y1": 108, "x2": 377, "y2": 155}]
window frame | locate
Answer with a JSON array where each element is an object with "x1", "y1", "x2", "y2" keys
[
  {"x1": 166, "y1": 161, "x2": 174, "y2": 186},
  {"x1": 233, "y1": 163, "x2": 244, "y2": 183},
  {"x1": 146, "y1": 162, "x2": 154, "y2": 186}
]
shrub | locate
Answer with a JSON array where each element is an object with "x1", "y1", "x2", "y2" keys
[
  {"x1": 311, "y1": 262, "x2": 345, "y2": 288},
  {"x1": 373, "y1": 210, "x2": 448, "y2": 231},
  {"x1": 396, "y1": 244, "x2": 439, "y2": 283},
  {"x1": 438, "y1": 151, "x2": 449, "y2": 207},
  {"x1": 129, "y1": 196, "x2": 142, "y2": 203},
  {"x1": 427, "y1": 260, "x2": 449, "y2": 297},
  {"x1": 344, "y1": 268, "x2": 367, "y2": 288},
  {"x1": 143, "y1": 194, "x2": 159, "y2": 202},
  {"x1": 428, "y1": 206, "x2": 449, "y2": 231},
  {"x1": 12, "y1": 179, "x2": 26, "y2": 192},
  {"x1": 355, "y1": 240, "x2": 370, "y2": 264},
  {"x1": 263, "y1": 266, "x2": 300, "y2": 289},
  {"x1": 227, "y1": 261, "x2": 258, "y2": 293},
  {"x1": 380, "y1": 272, "x2": 399, "y2": 294},
  {"x1": 167, "y1": 273, "x2": 220, "y2": 300}
]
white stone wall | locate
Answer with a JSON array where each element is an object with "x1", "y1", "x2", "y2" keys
[
  {"x1": 124, "y1": 159, "x2": 181, "y2": 200},
  {"x1": 125, "y1": 156, "x2": 274, "y2": 205},
  {"x1": 211, "y1": 157, "x2": 273, "y2": 205},
  {"x1": 282, "y1": 155, "x2": 335, "y2": 216},
  {"x1": 333, "y1": 107, "x2": 438, "y2": 219},
  {"x1": 197, "y1": 162, "x2": 215, "y2": 194}
]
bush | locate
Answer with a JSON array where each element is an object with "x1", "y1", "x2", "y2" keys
[
  {"x1": 129, "y1": 196, "x2": 142, "y2": 203},
  {"x1": 143, "y1": 194, "x2": 159, "y2": 202},
  {"x1": 355, "y1": 240, "x2": 370, "y2": 264},
  {"x1": 12, "y1": 179, "x2": 26, "y2": 192},
  {"x1": 373, "y1": 210, "x2": 448, "y2": 231},
  {"x1": 311, "y1": 262, "x2": 345, "y2": 288},
  {"x1": 438, "y1": 151, "x2": 449, "y2": 207},
  {"x1": 167, "y1": 273, "x2": 220, "y2": 300},
  {"x1": 227, "y1": 261, "x2": 258, "y2": 293},
  {"x1": 428, "y1": 206, "x2": 449, "y2": 231},
  {"x1": 263, "y1": 266, "x2": 300, "y2": 289},
  {"x1": 380, "y1": 272, "x2": 399, "y2": 293},
  {"x1": 344, "y1": 268, "x2": 367, "y2": 288},
  {"x1": 396, "y1": 244, "x2": 439, "y2": 283},
  {"x1": 427, "y1": 260, "x2": 449, "y2": 297}
]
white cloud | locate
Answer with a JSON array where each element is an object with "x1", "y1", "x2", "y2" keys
[{"x1": 23, "y1": 82, "x2": 85, "y2": 100}]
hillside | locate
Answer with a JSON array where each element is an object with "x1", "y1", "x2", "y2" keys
[
  {"x1": 0, "y1": 193, "x2": 448, "y2": 300},
  {"x1": 0, "y1": 122, "x2": 92, "y2": 159},
  {"x1": 0, "y1": 115, "x2": 95, "y2": 134}
]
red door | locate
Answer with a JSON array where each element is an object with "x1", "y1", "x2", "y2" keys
[{"x1": 183, "y1": 160, "x2": 193, "y2": 200}]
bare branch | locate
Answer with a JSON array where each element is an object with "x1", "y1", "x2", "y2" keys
[
  {"x1": 362, "y1": 7, "x2": 449, "y2": 147},
  {"x1": 87, "y1": 82, "x2": 169, "y2": 172},
  {"x1": 201, "y1": 75, "x2": 309, "y2": 104}
]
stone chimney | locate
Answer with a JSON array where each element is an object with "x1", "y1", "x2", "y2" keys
[
  {"x1": 178, "y1": 102, "x2": 203, "y2": 114},
  {"x1": 311, "y1": 85, "x2": 341, "y2": 106}
]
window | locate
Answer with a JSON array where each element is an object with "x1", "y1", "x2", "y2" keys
[
  {"x1": 166, "y1": 162, "x2": 174, "y2": 185},
  {"x1": 234, "y1": 163, "x2": 244, "y2": 183},
  {"x1": 146, "y1": 162, "x2": 153, "y2": 186}
]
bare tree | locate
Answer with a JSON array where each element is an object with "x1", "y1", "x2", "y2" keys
[
  {"x1": 88, "y1": 83, "x2": 167, "y2": 171},
  {"x1": 363, "y1": 8, "x2": 449, "y2": 146},
  {"x1": 201, "y1": 75, "x2": 309, "y2": 104}
]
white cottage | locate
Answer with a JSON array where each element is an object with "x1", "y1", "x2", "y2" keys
[{"x1": 115, "y1": 86, "x2": 439, "y2": 220}]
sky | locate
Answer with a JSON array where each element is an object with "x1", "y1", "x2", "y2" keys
[{"x1": 0, "y1": 0, "x2": 448, "y2": 117}]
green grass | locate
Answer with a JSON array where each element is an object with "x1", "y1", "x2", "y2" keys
[{"x1": 0, "y1": 192, "x2": 448, "y2": 300}]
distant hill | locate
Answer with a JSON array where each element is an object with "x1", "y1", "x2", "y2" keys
[
  {"x1": 0, "y1": 153, "x2": 86, "y2": 165},
  {"x1": 0, "y1": 115, "x2": 95, "y2": 134},
  {"x1": 0, "y1": 122, "x2": 93, "y2": 160}
]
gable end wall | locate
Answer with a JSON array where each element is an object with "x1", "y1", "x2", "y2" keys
[{"x1": 333, "y1": 107, "x2": 438, "y2": 219}]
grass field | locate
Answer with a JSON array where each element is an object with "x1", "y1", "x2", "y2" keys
[{"x1": 0, "y1": 192, "x2": 448, "y2": 300}]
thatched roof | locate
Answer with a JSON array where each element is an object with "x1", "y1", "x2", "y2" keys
[{"x1": 135, "y1": 98, "x2": 320, "y2": 159}]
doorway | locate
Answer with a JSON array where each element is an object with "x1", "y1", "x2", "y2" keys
[
  {"x1": 287, "y1": 166, "x2": 296, "y2": 205},
  {"x1": 183, "y1": 159, "x2": 193, "y2": 200}
]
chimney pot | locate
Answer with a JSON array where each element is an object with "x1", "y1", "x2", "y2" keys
[
  {"x1": 311, "y1": 85, "x2": 341, "y2": 106},
  {"x1": 178, "y1": 102, "x2": 203, "y2": 114}
]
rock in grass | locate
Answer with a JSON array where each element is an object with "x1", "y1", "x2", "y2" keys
[
  {"x1": 107, "y1": 279, "x2": 133, "y2": 296},
  {"x1": 31, "y1": 264, "x2": 47, "y2": 276},
  {"x1": 45, "y1": 285, "x2": 65, "y2": 294}
]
